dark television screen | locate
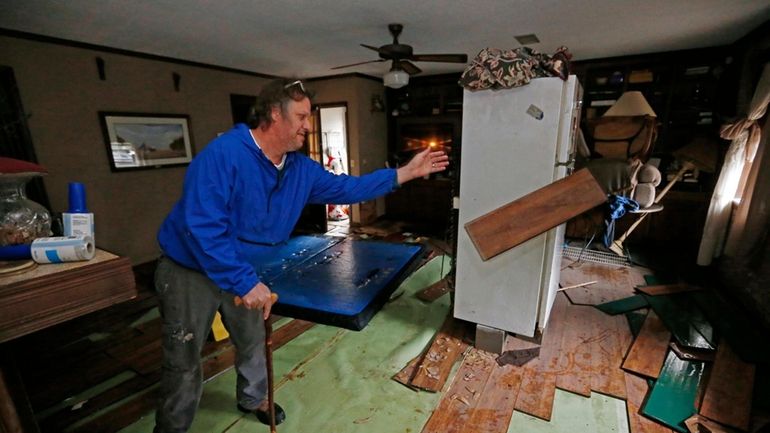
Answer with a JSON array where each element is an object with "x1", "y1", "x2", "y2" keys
[{"x1": 399, "y1": 123, "x2": 454, "y2": 155}]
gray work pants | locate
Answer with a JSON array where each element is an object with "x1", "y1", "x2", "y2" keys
[{"x1": 153, "y1": 256, "x2": 267, "y2": 433}]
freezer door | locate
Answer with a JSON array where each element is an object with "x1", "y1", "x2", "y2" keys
[
  {"x1": 536, "y1": 75, "x2": 582, "y2": 331},
  {"x1": 455, "y1": 76, "x2": 572, "y2": 337}
]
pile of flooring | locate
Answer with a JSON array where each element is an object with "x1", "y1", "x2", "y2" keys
[{"x1": 403, "y1": 259, "x2": 769, "y2": 433}]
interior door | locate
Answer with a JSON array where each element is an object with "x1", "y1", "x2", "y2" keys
[{"x1": 292, "y1": 105, "x2": 327, "y2": 234}]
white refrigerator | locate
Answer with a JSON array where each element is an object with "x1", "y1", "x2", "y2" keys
[{"x1": 454, "y1": 75, "x2": 582, "y2": 338}]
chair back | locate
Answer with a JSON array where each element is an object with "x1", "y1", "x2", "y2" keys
[{"x1": 586, "y1": 115, "x2": 657, "y2": 161}]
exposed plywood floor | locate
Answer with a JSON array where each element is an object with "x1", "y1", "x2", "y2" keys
[{"x1": 560, "y1": 257, "x2": 650, "y2": 306}]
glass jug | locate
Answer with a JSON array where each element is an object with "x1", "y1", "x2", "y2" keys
[{"x1": 0, "y1": 174, "x2": 52, "y2": 246}]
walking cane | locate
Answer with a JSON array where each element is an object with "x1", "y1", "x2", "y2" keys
[
  {"x1": 235, "y1": 292, "x2": 279, "y2": 433},
  {"x1": 264, "y1": 293, "x2": 278, "y2": 433}
]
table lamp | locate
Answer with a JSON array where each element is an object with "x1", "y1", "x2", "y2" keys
[{"x1": 603, "y1": 91, "x2": 657, "y2": 117}]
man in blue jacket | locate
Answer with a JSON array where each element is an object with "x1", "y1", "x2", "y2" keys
[{"x1": 153, "y1": 78, "x2": 448, "y2": 433}]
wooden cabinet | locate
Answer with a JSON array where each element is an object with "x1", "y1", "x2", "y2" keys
[
  {"x1": 384, "y1": 74, "x2": 462, "y2": 235},
  {"x1": 0, "y1": 250, "x2": 136, "y2": 433},
  {"x1": 386, "y1": 73, "x2": 463, "y2": 118},
  {"x1": 574, "y1": 48, "x2": 740, "y2": 200},
  {"x1": 574, "y1": 47, "x2": 737, "y2": 155}
]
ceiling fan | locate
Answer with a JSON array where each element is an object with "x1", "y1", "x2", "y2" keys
[{"x1": 331, "y1": 23, "x2": 468, "y2": 88}]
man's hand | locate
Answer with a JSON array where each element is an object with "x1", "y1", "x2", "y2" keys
[
  {"x1": 240, "y1": 282, "x2": 276, "y2": 320},
  {"x1": 396, "y1": 147, "x2": 449, "y2": 185}
]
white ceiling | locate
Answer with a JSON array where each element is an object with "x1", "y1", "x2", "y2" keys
[{"x1": 2, "y1": 0, "x2": 770, "y2": 80}]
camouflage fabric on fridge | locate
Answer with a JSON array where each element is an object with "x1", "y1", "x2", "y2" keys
[{"x1": 459, "y1": 46, "x2": 571, "y2": 91}]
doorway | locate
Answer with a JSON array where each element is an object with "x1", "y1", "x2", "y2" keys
[
  {"x1": 293, "y1": 103, "x2": 352, "y2": 235},
  {"x1": 316, "y1": 104, "x2": 351, "y2": 234}
]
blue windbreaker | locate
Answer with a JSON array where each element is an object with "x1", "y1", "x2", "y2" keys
[{"x1": 157, "y1": 123, "x2": 398, "y2": 296}]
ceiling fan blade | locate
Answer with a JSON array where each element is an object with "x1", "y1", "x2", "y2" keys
[
  {"x1": 410, "y1": 53, "x2": 468, "y2": 63},
  {"x1": 399, "y1": 60, "x2": 422, "y2": 75},
  {"x1": 331, "y1": 59, "x2": 386, "y2": 70},
  {"x1": 361, "y1": 44, "x2": 383, "y2": 54}
]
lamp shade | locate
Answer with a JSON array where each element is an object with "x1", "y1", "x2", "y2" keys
[
  {"x1": 604, "y1": 91, "x2": 656, "y2": 117},
  {"x1": 383, "y1": 70, "x2": 409, "y2": 88}
]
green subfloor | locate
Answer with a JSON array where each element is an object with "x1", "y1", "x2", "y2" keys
[{"x1": 116, "y1": 256, "x2": 629, "y2": 433}]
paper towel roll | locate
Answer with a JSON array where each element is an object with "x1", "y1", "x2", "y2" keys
[{"x1": 30, "y1": 236, "x2": 95, "y2": 263}]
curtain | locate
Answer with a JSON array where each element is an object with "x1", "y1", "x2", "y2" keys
[
  {"x1": 722, "y1": 118, "x2": 769, "y2": 258},
  {"x1": 697, "y1": 63, "x2": 770, "y2": 266}
]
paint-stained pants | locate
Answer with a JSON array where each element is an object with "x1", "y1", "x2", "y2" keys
[{"x1": 153, "y1": 256, "x2": 267, "y2": 433}]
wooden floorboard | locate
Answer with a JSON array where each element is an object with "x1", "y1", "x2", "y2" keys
[
  {"x1": 699, "y1": 340, "x2": 755, "y2": 431},
  {"x1": 30, "y1": 351, "x2": 133, "y2": 411},
  {"x1": 636, "y1": 283, "x2": 701, "y2": 296},
  {"x1": 622, "y1": 311, "x2": 671, "y2": 379},
  {"x1": 465, "y1": 169, "x2": 606, "y2": 261},
  {"x1": 513, "y1": 293, "x2": 569, "y2": 421},
  {"x1": 411, "y1": 316, "x2": 468, "y2": 392},
  {"x1": 272, "y1": 319, "x2": 315, "y2": 351},
  {"x1": 39, "y1": 371, "x2": 160, "y2": 433},
  {"x1": 417, "y1": 276, "x2": 451, "y2": 302},
  {"x1": 625, "y1": 371, "x2": 674, "y2": 433},
  {"x1": 555, "y1": 301, "x2": 593, "y2": 397},
  {"x1": 421, "y1": 348, "x2": 497, "y2": 433},
  {"x1": 461, "y1": 338, "x2": 525, "y2": 433},
  {"x1": 560, "y1": 258, "x2": 648, "y2": 306},
  {"x1": 589, "y1": 308, "x2": 627, "y2": 399},
  {"x1": 393, "y1": 354, "x2": 421, "y2": 389}
]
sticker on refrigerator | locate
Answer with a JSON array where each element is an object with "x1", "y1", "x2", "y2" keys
[{"x1": 526, "y1": 104, "x2": 544, "y2": 120}]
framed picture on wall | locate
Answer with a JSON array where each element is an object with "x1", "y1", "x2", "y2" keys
[{"x1": 99, "y1": 112, "x2": 194, "y2": 171}]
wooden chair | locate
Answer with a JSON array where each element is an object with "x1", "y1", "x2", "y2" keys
[{"x1": 586, "y1": 115, "x2": 658, "y2": 162}]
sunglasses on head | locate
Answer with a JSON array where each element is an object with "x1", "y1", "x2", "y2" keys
[{"x1": 283, "y1": 80, "x2": 306, "y2": 93}]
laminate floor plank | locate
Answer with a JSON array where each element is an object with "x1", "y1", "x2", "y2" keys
[
  {"x1": 700, "y1": 340, "x2": 755, "y2": 431},
  {"x1": 421, "y1": 348, "x2": 496, "y2": 433},
  {"x1": 393, "y1": 354, "x2": 421, "y2": 389},
  {"x1": 625, "y1": 371, "x2": 675, "y2": 433},
  {"x1": 560, "y1": 258, "x2": 648, "y2": 306},
  {"x1": 465, "y1": 169, "x2": 606, "y2": 261},
  {"x1": 513, "y1": 293, "x2": 569, "y2": 421},
  {"x1": 460, "y1": 337, "x2": 526, "y2": 433},
  {"x1": 589, "y1": 307, "x2": 627, "y2": 399},
  {"x1": 622, "y1": 311, "x2": 671, "y2": 379},
  {"x1": 411, "y1": 316, "x2": 468, "y2": 392},
  {"x1": 555, "y1": 301, "x2": 593, "y2": 397}
]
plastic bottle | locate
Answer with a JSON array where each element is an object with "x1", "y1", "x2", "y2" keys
[{"x1": 62, "y1": 182, "x2": 95, "y2": 244}]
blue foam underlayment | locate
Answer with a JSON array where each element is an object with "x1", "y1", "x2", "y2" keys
[
  {"x1": 242, "y1": 235, "x2": 423, "y2": 317},
  {"x1": 241, "y1": 234, "x2": 342, "y2": 283}
]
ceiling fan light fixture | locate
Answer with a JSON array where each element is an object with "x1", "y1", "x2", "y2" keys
[{"x1": 383, "y1": 69, "x2": 409, "y2": 88}]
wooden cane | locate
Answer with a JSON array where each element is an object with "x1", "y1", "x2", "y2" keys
[
  {"x1": 265, "y1": 294, "x2": 278, "y2": 433},
  {"x1": 234, "y1": 292, "x2": 279, "y2": 432}
]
